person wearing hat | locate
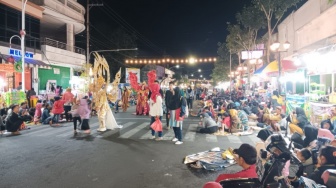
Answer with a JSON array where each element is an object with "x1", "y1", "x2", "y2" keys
[{"x1": 215, "y1": 144, "x2": 258, "y2": 182}]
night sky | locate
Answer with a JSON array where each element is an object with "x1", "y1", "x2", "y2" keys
[{"x1": 77, "y1": 0, "x2": 250, "y2": 78}]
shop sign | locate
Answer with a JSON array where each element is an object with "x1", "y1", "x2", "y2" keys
[
  {"x1": 9, "y1": 49, "x2": 34, "y2": 59},
  {"x1": 0, "y1": 64, "x2": 14, "y2": 72}
]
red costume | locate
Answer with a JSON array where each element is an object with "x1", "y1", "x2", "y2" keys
[{"x1": 129, "y1": 71, "x2": 157, "y2": 116}]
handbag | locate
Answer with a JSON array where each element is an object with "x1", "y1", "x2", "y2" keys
[{"x1": 151, "y1": 118, "x2": 162, "y2": 132}]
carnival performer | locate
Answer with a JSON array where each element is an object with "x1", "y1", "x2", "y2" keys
[
  {"x1": 95, "y1": 80, "x2": 122, "y2": 132},
  {"x1": 128, "y1": 72, "x2": 151, "y2": 116},
  {"x1": 121, "y1": 86, "x2": 130, "y2": 112}
]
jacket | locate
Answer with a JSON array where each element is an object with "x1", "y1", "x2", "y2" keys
[
  {"x1": 149, "y1": 96, "x2": 163, "y2": 117},
  {"x1": 52, "y1": 100, "x2": 65, "y2": 114},
  {"x1": 308, "y1": 164, "x2": 336, "y2": 185},
  {"x1": 34, "y1": 103, "x2": 42, "y2": 117},
  {"x1": 78, "y1": 99, "x2": 91, "y2": 119},
  {"x1": 41, "y1": 108, "x2": 51, "y2": 123},
  {"x1": 71, "y1": 104, "x2": 80, "y2": 117},
  {"x1": 62, "y1": 91, "x2": 74, "y2": 105},
  {"x1": 5, "y1": 112, "x2": 24, "y2": 132}
]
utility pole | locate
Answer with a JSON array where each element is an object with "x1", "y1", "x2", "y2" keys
[{"x1": 86, "y1": 0, "x2": 103, "y2": 64}]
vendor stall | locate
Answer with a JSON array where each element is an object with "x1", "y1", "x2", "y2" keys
[{"x1": 4, "y1": 91, "x2": 26, "y2": 106}]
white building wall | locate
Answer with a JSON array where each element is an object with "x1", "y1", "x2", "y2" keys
[
  {"x1": 41, "y1": 45, "x2": 85, "y2": 69},
  {"x1": 278, "y1": 0, "x2": 336, "y2": 58}
]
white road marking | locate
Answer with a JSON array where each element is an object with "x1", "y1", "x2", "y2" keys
[
  {"x1": 119, "y1": 122, "x2": 148, "y2": 138},
  {"x1": 184, "y1": 124, "x2": 198, "y2": 142},
  {"x1": 206, "y1": 134, "x2": 218, "y2": 142}
]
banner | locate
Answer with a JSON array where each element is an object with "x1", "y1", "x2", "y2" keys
[{"x1": 125, "y1": 68, "x2": 140, "y2": 83}]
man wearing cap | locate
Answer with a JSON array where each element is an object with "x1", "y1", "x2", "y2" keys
[{"x1": 215, "y1": 143, "x2": 258, "y2": 182}]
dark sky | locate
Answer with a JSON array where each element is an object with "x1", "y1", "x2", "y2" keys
[{"x1": 77, "y1": 0, "x2": 250, "y2": 78}]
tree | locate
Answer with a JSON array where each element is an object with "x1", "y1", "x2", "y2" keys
[
  {"x1": 211, "y1": 43, "x2": 236, "y2": 83},
  {"x1": 253, "y1": 0, "x2": 302, "y2": 63}
]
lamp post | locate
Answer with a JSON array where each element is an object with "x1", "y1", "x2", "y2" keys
[
  {"x1": 270, "y1": 41, "x2": 291, "y2": 93},
  {"x1": 21, "y1": 0, "x2": 28, "y2": 91}
]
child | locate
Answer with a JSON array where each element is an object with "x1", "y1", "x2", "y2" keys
[
  {"x1": 41, "y1": 104, "x2": 59, "y2": 126},
  {"x1": 78, "y1": 99, "x2": 91, "y2": 134},
  {"x1": 70, "y1": 100, "x2": 81, "y2": 134},
  {"x1": 34, "y1": 100, "x2": 42, "y2": 124},
  {"x1": 220, "y1": 112, "x2": 231, "y2": 133},
  {"x1": 52, "y1": 96, "x2": 64, "y2": 123}
]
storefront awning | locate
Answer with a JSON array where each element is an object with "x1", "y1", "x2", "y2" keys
[
  {"x1": 0, "y1": 54, "x2": 51, "y2": 69},
  {"x1": 254, "y1": 61, "x2": 278, "y2": 75},
  {"x1": 254, "y1": 60, "x2": 300, "y2": 75}
]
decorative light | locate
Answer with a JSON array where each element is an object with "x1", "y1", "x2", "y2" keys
[
  {"x1": 135, "y1": 60, "x2": 138, "y2": 63},
  {"x1": 283, "y1": 41, "x2": 291, "y2": 50},
  {"x1": 162, "y1": 59, "x2": 166, "y2": 63},
  {"x1": 237, "y1": 66, "x2": 243, "y2": 71},
  {"x1": 130, "y1": 60, "x2": 133, "y2": 63},
  {"x1": 181, "y1": 60, "x2": 184, "y2": 63},
  {"x1": 189, "y1": 58, "x2": 195, "y2": 64},
  {"x1": 126, "y1": 60, "x2": 129, "y2": 63},
  {"x1": 153, "y1": 60, "x2": 156, "y2": 63},
  {"x1": 144, "y1": 60, "x2": 147, "y2": 63},
  {"x1": 213, "y1": 58, "x2": 217, "y2": 61},
  {"x1": 158, "y1": 60, "x2": 161, "y2": 64},
  {"x1": 271, "y1": 41, "x2": 280, "y2": 51},
  {"x1": 257, "y1": 59, "x2": 263, "y2": 64},
  {"x1": 198, "y1": 69, "x2": 201, "y2": 72},
  {"x1": 166, "y1": 58, "x2": 170, "y2": 62},
  {"x1": 176, "y1": 60, "x2": 179, "y2": 63}
]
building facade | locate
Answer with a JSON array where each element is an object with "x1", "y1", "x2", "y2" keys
[
  {"x1": 0, "y1": 0, "x2": 86, "y2": 93},
  {"x1": 277, "y1": 0, "x2": 336, "y2": 93}
]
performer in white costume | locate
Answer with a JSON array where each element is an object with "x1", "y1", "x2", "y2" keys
[{"x1": 89, "y1": 53, "x2": 122, "y2": 132}]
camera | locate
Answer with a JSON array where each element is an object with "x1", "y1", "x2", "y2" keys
[{"x1": 260, "y1": 149, "x2": 268, "y2": 159}]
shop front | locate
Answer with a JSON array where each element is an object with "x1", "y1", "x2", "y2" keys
[{"x1": 38, "y1": 65, "x2": 71, "y2": 93}]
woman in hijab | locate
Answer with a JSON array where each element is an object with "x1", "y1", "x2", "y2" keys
[
  {"x1": 168, "y1": 87, "x2": 185, "y2": 145},
  {"x1": 271, "y1": 90, "x2": 284, "y2": 109},
  {"x1": 289, "y1": 107, "x2": 309, "y2": 136},
  {"x1": 303, "y1": 125, "x2": 318, "y2": 148},
  {"x1": 321, "y1": 119, "x2": 335, "y2": 135}
]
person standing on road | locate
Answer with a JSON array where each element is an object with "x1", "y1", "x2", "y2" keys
[
  {"x1": 169, "y1": 86, "x2": 186, "y2": 145},
  {"x1": 186, "y1": 87, "x2": 194, "y2": 110},
  {"x1": 165, "y1": 82, "x2": 174, "y2": 129},
  {"x1": 115, "y1": 87, "x2": 122, "y2": 113},
  {"x1": 149, "y1": 83, "x2": 163, "y2": 140},
  {"x1": 78, "y1": 99, "x2": 91, "y2": 134},
  {"x1": 70, "y1": 100, "x2": 81, "y2": 134},
  {"x1": 121, "y1": 86, "x2": 130, "y2": 112},
  {"x1": 62, "y1": 88, "x2": 74, "y2": 122}
]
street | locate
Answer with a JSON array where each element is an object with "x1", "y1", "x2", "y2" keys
[{"x1": 0, "y1": 107, "x2": 260, "y2": 188}]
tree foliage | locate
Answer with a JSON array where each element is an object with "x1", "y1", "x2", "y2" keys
[
  {"x1": 211, "y1": 43, "x2": 237, "y2": 83},
  {"x1": 253, "y1": 0, "x2": 302, "y2": 63}
]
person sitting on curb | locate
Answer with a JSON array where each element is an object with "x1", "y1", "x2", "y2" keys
[
  {"x1": 5, "y1": 104, "x2": 25, "y2": 135},
  {"x1": 214, "y1": 143, "x2": 258, "y2": 182}
]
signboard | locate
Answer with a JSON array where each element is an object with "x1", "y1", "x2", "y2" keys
[
  {"x1": 9, "y1": 49, "x2": 34, "y2": 59},
  {"x1": 241, "y1": 50, "x2": 263, "y2": 60},
  {"x1": 0, "y1": 64, "x2": 14, "y2": 72},
  {"x1": 125, "y1": 68, "x2": 140, "y2": 83}
]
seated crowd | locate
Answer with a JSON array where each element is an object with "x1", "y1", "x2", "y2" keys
[
  {"x1": 197, "y1": 89, "x2": 336, "y2": 188},
  {"x1": 0, "y1": 88, "x2": 92, "y2": 136}
]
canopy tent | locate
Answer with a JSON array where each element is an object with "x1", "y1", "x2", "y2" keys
[
  {"x1": 254, "y1": 60, "x2": 299, "y2": 75},
  {"x1": 254, "y1": 61, "x2": 278, "y2": 75}
]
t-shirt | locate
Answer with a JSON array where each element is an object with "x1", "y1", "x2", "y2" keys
[
  {"x1": 222, "y1": 117, "x2": 231, "y2": 128},
  {"x1": 215, "y1": 164, "x2": 258, "y2": 182},
  {"x1": 238, "y1": 110, "x2": 249, "y2": 126}
]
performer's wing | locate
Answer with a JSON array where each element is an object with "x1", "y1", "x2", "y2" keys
[
  {"x1": 129, "y1": 72, "x2": 141, "y2": 90},
  {"x1": 147, "y1": 70, "x2": 157, "y2": 88}
]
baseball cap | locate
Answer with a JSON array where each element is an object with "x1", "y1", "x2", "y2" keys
[{"x1": 233, "y1": 144, "x2": 257, "y2": 165}]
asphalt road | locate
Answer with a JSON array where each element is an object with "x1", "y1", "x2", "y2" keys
[{"x1": 0, "y1": 107, "x2": 260, "y2": 188}]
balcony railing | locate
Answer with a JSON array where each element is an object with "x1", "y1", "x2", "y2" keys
[
  {"x1": 29, "y1": 0, "x2": 85, "y2": 18},
  {"x1": 41, "y1": 38, "x2": 85, "y2": 55}
]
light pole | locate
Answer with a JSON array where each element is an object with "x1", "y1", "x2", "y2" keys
[
  {"x1": 270, "y1": 41, "x2": 291, "y2": 93},
  {"x1": 21, "y1": 0, "x2": 28, "y2": 91}
]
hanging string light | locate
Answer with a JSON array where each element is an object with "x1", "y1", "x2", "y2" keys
[{"x1": 125, "y1": 57, "x2": 217, "y2": 64}]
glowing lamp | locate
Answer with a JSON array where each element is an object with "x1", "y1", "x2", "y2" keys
[{"x1": 283, "y1": 41, "x2": 291, "y2": 50}]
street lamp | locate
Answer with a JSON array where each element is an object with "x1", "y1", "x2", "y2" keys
[
  {"x1": 198, "y1": 69, "x2": 201, "y2": 72},
  {"x1": 176, "y1": 65, "x2": 180, "y2": 68},
  {"x1": 200, "y1": 75, "x2": 203, "y2": 78},
  {"x1": 191, "y1": 74, "x2": 194, "y2": 77},
  {"x1": 21, "y1": 0, "x2": 28, "y2": 91},
  {"x1": 271, "y1": 41, "x2": 291, "y2": 93}
]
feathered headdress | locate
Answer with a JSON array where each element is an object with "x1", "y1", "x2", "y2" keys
[{"x1": 129, "y1": 72, "x2": 141, "y2": 91}]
